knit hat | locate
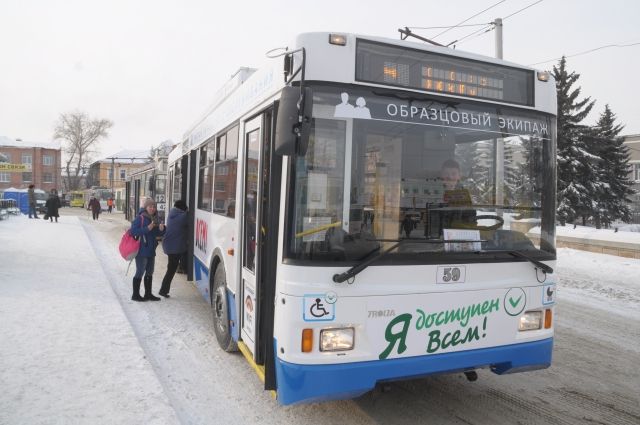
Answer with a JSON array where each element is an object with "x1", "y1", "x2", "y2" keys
[
  {"x1": 174, "y1": 199, "x2": 187, "y2": 211},
  {"x1": 143, "y1": 198, "x2": 156, "y2": 208}
]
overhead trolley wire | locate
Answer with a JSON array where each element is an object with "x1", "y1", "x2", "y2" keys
[
  {"x1": 451, "y1": 0, "x2": 544, "y2": 47},
  {"x1": 431, "y1": 0, "x2": 506, "y2": 40},
  {"x1": 528, "y1": 41, "x2": 640, "y2": 66},
  {"x1": 406, "y1": 23, "x2": 488, "y2": 30},
  {"x1": 502, "y1": 0, "x2": 544, "y2": 20}
]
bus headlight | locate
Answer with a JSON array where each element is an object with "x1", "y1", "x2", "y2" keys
[
  {"x1": 518, "y1": 311, "x2": 543, "y2": 331},
  {"x1": 320, "y1": 327, "x2": 354, "y2": 352}
]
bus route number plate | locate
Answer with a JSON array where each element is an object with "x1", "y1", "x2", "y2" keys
[{"x1": 436, "y1": 266, "x2": 466, "y2": 284}]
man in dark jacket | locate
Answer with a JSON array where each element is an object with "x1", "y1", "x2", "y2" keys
[
  {"x1": 88, "y1": 196, "x2": 101, "y2": 220},
  {"x1": 27, "y1": 185, "x2": 39, "y2": 219},
  {"x1": 158, "y1": 200, "x2": 189, "y2": 297}
]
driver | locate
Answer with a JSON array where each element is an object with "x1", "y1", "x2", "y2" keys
[
  {"x1": 441, "y1": 159, "x2": 462, "y2": 191},
  {"x1": 440, "y1": 159, "x2": 471, "y2": 206}
]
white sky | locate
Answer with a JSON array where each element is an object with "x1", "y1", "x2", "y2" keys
[{"x1": 0, "y1": 0, "x2": 638, "y2": 158}]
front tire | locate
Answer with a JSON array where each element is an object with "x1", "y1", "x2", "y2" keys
[{"x1": 212, "y1": 264, "x2": 238, "y2": 352}]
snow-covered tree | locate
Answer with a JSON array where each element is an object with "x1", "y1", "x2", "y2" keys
[
  {"x1": 502, "y1": 139, "x2": 521, "y2": 205},
  {"x1": 459, "y1": 140, "x2": 493, "y2": 204},
  {"x1": 513, "y1": 136, "x2": 543, "y2": 215},
  {"x1": 553, "y1": 57, "x2": 596, "y2": 225},
  {"x1": 591, "y1": 105, "x2": 634, "y2": 226}
]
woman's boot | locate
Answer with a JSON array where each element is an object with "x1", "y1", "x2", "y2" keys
[
  {"x1": 143, "y1": 275, "x2": 161, "y2": 301},
  {"x1": 131, "y1": 277, "x2": 145, "y2": 302}
]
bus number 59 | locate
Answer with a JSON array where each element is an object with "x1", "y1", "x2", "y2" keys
[{"x1": 437, "y1": 266, "x2": 466, "y2": 284}]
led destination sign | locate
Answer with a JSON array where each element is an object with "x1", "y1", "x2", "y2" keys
[{"x1": 356, "y1": 39, "x2": 534, "y2": 106}]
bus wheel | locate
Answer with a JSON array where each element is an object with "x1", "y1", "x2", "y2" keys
[{"x1": 212, "y1": 264, "x2": 238, "y2": 352}]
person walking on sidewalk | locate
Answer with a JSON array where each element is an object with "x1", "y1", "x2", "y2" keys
[
  {"x1": 129, "y1": 198, "x2": 165, "y2": 302},
  {"x1": 107, "y1": 197, "x2": 114, "y2": 213},
  {"x1": 45, "y1": 189, "x2": 61, "y2": 223},
  {"x1": 88, "y1": 196, "x2": 101, "y2": 220},
  {"x1": 158, "y1": 199, "x2": 188, "y2": 298},
  {"x1": 27, "y1": 184, "x2": 39, "y2": 219}
]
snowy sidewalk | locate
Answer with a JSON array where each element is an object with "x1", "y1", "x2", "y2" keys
[{"x1": 0, "y1": 215, "x2": 179, "y2": 424}]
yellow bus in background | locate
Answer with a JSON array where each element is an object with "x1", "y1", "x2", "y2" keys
[{"x1": 69, "y1": 191, "x2": 85, "y2": 208}]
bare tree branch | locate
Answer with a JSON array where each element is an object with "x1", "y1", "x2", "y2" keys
[{"x1": 54, "y1": 111, "x2": 113, "y2": 190}]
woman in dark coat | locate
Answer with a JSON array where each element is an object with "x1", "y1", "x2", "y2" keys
[
  {"x1": 88, "y1": 196, "x2": 101, "y2": 220},
  {"x1": 158, "y1": 200, "x2": 189, "y2": 297},
  {"x1": 45, "y1": 190, "x2": 61, "y2": 223},
  {"x1": 129, "y1": 198, "x2": 166, "y2": 302}
]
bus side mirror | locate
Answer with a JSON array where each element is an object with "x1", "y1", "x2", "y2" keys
[{"x1": 275, "y1": 86, "x2": 313, "y2": 157}]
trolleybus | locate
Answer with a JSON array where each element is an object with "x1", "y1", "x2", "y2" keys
[
  {"x1": 167, "y1": 32, "x2": 557, "y2": 405},
  {"x1": 125, "y1": 159, "x2": 168, "y2": 221}
]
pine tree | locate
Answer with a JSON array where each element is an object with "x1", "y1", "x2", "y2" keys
[
  {"x1": 592, "y1": 105, "x2": 634, "y2": 226},
  {"x1": 460, "y1": 140, "x2": 493, "y2": 204},
  {"x1": 514, "y1": 135, "x2": 543, "y2": 215},
  {"x1": 553, "y1": 56, "x2": 596, "y2": 225}
]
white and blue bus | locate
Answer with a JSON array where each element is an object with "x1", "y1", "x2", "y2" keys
[{"x1": 167, "y1": 32, "x2": 557, "y2": 405}]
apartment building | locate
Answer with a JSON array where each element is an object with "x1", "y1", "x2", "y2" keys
[{"x1": 0, "y1": 136, "x2": 62, "y2": 192}]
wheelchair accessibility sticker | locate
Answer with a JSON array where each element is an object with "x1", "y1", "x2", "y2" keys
[
  {"x1": 542, "y1": 283, "x2": 556, "y2": 305},
  {"x1": 303, "y1": 294, "x2": 336, "y2": 322}
]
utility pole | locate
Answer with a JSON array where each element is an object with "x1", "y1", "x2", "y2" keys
[
  {"x1": 494, "y1": 17, "x2": 504, "y2": 206},
  {"x1": 110, "y1": 158, "x2": 115, "y2": 197},
  {"x1": 106, "y1": 155, "x2": 149, "y2": 199},
  {"x1": 494, "y1": 18, "x2": 503, "y2": 59}
]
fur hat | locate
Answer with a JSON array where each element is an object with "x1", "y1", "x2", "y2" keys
[
  {"x1": 143, "y1": 198, "x2": 156, "y2": 209},
  {"x1": 174, "y1": 199, "x2": 187, "y2": 211}
]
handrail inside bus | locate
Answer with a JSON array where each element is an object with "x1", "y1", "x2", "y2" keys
[{"x1": 295, "y1": 221, "x2": 342, "y2": 238}]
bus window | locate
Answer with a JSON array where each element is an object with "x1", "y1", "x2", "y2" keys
[
  {"x1": 213, "y1": 125, "x2": 238, "y2": 217},
  {"x1": 198, "y1": 141, "x2": 215, "y2": 211}
]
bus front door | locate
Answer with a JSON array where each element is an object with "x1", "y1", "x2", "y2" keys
[
  {"x1": 239, "y1": 108, "x2": 278, "y2": 380},
  {"x1": 240, "y1": 116, "x2": 263, "y2": 357}
]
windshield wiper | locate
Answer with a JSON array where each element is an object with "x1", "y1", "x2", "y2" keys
[
  {"x1": 489, "y1": 250, "x2": 554, "y2": 274},
  {"x1": 332, "y1": 238, "x2": 486, "y2": 284}
]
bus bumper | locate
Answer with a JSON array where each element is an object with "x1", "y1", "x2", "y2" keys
[{"x1": 274, "y1": 337, "x2": 553, "y2": 405}]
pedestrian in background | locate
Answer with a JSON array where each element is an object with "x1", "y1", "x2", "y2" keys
[
  {"x1": 107, "y1": 197, "x2": 114, "y2": 213},
  {"x1": 159, "y1": 199, "x2": 188, "y2": 298},
  {"x1": 27, "y1": 184, "x2": 39, "y2": 219},
  {"x1": 88, "y1": 196, "x2": 101, "y2": 220},
  {"x1": 129, "y1": 198, "x2": 166, "y2": 302},
  {"x1": 45, "y1": 189, "x2": 61, "y2": 223}
]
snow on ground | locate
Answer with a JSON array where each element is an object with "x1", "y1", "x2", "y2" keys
[
  {"x1": 556, "y1": 247, "x2": 640, "y2": 321},
  {"x1": 528, "y1": 223, "x2": 640, "y2": 319},
  {"x1": 533, "y1": 223, "x2": 640, "y2": 244},
  {"x1": 0, "y1": 215, "x2": 179, "y2": 425},
  {"x1": 616, "y1": 223, "x2": 640, "y2": 233},
  {"x1": 556, "y1": 223, "x2": 640, "y2": 244}
]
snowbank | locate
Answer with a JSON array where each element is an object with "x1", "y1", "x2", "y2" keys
[{"x1": 532, "y1": 223, "x2": 640, "y2": 244}]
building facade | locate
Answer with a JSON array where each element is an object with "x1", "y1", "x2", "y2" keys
[
  {"x1": 87, "y1": 149, "x2": 150, "y2": 194},
  {"x1": 623, "y1": 134, "x2": 640, "y2": 224},
  {"x1": 0, "y1": 136, "x2": 62, "y2": 193}
]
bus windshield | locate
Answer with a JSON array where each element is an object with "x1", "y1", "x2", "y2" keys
[{"x1": 286, "y1": 85, "x2": 556, "y2": 263}]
